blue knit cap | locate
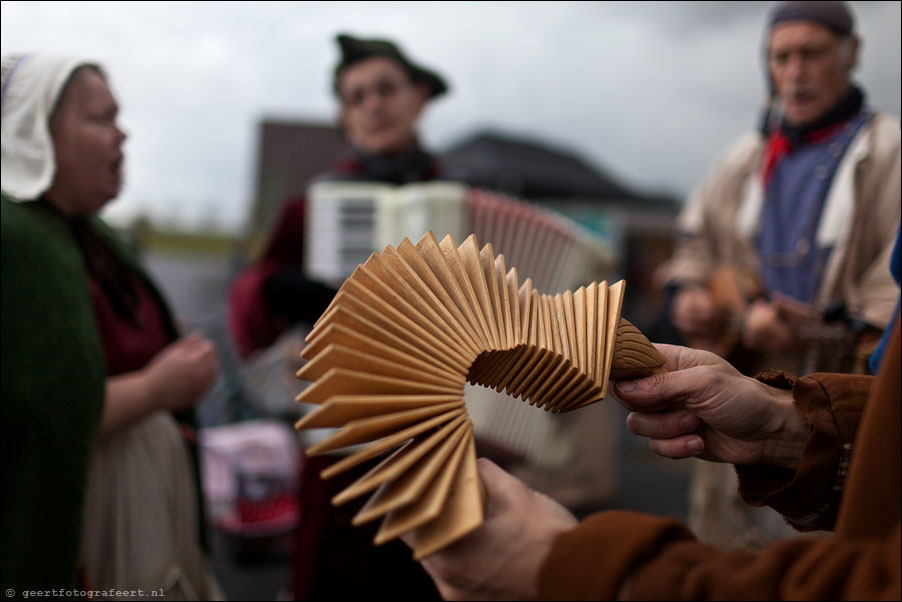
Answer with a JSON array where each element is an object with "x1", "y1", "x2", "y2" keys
[{"x1": 768, "y1": 1, "x2": 855, "y2": 36}]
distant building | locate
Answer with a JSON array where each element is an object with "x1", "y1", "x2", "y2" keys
[
  {"x1": 441, "y1": 130, "x2": 682, "y2": 329},
  {"x1": 247, "y1": 119, "x2": 350, "y2": 254}
]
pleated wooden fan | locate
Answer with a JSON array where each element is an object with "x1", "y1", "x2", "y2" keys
[{"x1": 295, "y1": 231, "x2": 665, "y2": 559}]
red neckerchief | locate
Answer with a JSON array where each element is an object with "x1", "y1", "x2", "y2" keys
[{"x1": 760, "y1": 120, "x2": 850, "y2": 187}]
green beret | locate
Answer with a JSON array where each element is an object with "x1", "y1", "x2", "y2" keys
[{"x1": 332, "y1": 33, "x2": 448, "y2": 100}]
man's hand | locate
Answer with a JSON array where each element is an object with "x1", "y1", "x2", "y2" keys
[
  {"x1": 671, "y1": 286, "x2": 717, "y2": 341},
  {"x1": 741, "y1": 294, "x2": 820, "y2": 353},
  {"x1": 404, "y1": 458, "x2": 577, "y2": 601},
  {"x1": 613, "y1": 344, "x2": 808, "y2": 470}
]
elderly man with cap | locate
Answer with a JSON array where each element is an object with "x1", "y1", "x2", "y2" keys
[
  {"x1": 661, "y1": 0, "x2": 899, "y2": 375},
  {"x1": 226, "y1": 34, "x2": 451, "y2": 601},
  {"x1": 227, "y1": 33, "x2": 450, "y2": 361},
  {"x1": 655, "y1": 0, "x2": 901, "y2": 553}
]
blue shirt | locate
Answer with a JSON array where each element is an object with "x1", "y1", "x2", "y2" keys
[{"x1": 756, "y1": 112, "x2": 869, "y2": 303}]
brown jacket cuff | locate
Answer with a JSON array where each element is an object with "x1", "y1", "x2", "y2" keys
[{"x1": 736, "y1": 371, "x2": 870, "y2": 530}]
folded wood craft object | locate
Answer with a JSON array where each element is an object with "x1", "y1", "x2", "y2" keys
[{"x1": 295, "y1": 231, "x2": 666, "y2": 559}]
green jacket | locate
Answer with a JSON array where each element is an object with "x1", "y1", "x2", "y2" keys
[{"x1": 0, "y1": 195, "x2": 186, "y2": 590}]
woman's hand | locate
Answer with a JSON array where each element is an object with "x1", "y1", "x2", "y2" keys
[
  {"x1": 141, "y1": 332, "x2": 219, "y2": 412},
  {"x1": 100, "y1": 332, "x2": 218, "y2": 437}
]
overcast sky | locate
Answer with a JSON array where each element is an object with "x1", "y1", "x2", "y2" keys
[{"x1": 2, "y1": 1, "x2": 900, "y2": 233}]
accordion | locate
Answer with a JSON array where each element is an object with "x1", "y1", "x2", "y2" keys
[{"x1": 303, "y1": 180, "x2": 615, "y2": 467}]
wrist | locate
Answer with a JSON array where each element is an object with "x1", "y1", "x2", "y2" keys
[
  {"x1": 101, "y1": 369, "x2": 160, "y2": 438},
  {"x1": 760, "y1": 384, "x2": 808, "y2": 470},
  {"x1": 137, "y1": 366, "x2": 164, "y2": 412}
]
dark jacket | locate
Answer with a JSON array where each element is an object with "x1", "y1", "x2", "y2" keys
[{"x1": 1, "y1": 195, "x2": 201, "y2": 590}]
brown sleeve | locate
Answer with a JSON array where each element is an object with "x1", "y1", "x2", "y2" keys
[
  {"x1": 537, "y1": 511, "x2": 696, "y2": 600},
  {"x1": 538, "y1": 512, "x2": 901, "y2": 601},
  {"x1": 736, "y1": 371, "x2": 871, "y2": 530}
]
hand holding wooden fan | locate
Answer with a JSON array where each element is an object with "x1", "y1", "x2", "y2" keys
[{"x1": 294, "y1": 231, "x2": 665, "y2": 559}]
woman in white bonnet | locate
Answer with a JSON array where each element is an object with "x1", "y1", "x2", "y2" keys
[{"x1": 1, "y1": 54, "x2": 221, "y2": 599}]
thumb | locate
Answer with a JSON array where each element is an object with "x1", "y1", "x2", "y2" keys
[
  {"x1": 654, "y1": 344, "x2": 723, "y2": 372},
  {"x1": 476, "y1": 458, "x2": 518, "y2": 508},
  {"x1": 399, "y1": 459, "x2": 511, "y2": 550}
]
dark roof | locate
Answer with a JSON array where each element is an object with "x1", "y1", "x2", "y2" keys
[
  {"x1": 252, "y1": 119, "x2": 351, "y2": 233},
  {"x1": 440, "y1": 130, "x2": 674, "y2": 205}
]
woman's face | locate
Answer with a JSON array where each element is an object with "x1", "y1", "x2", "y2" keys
[{"x1": 45, "y1": 67, "x2": 126, "y2": 216}]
